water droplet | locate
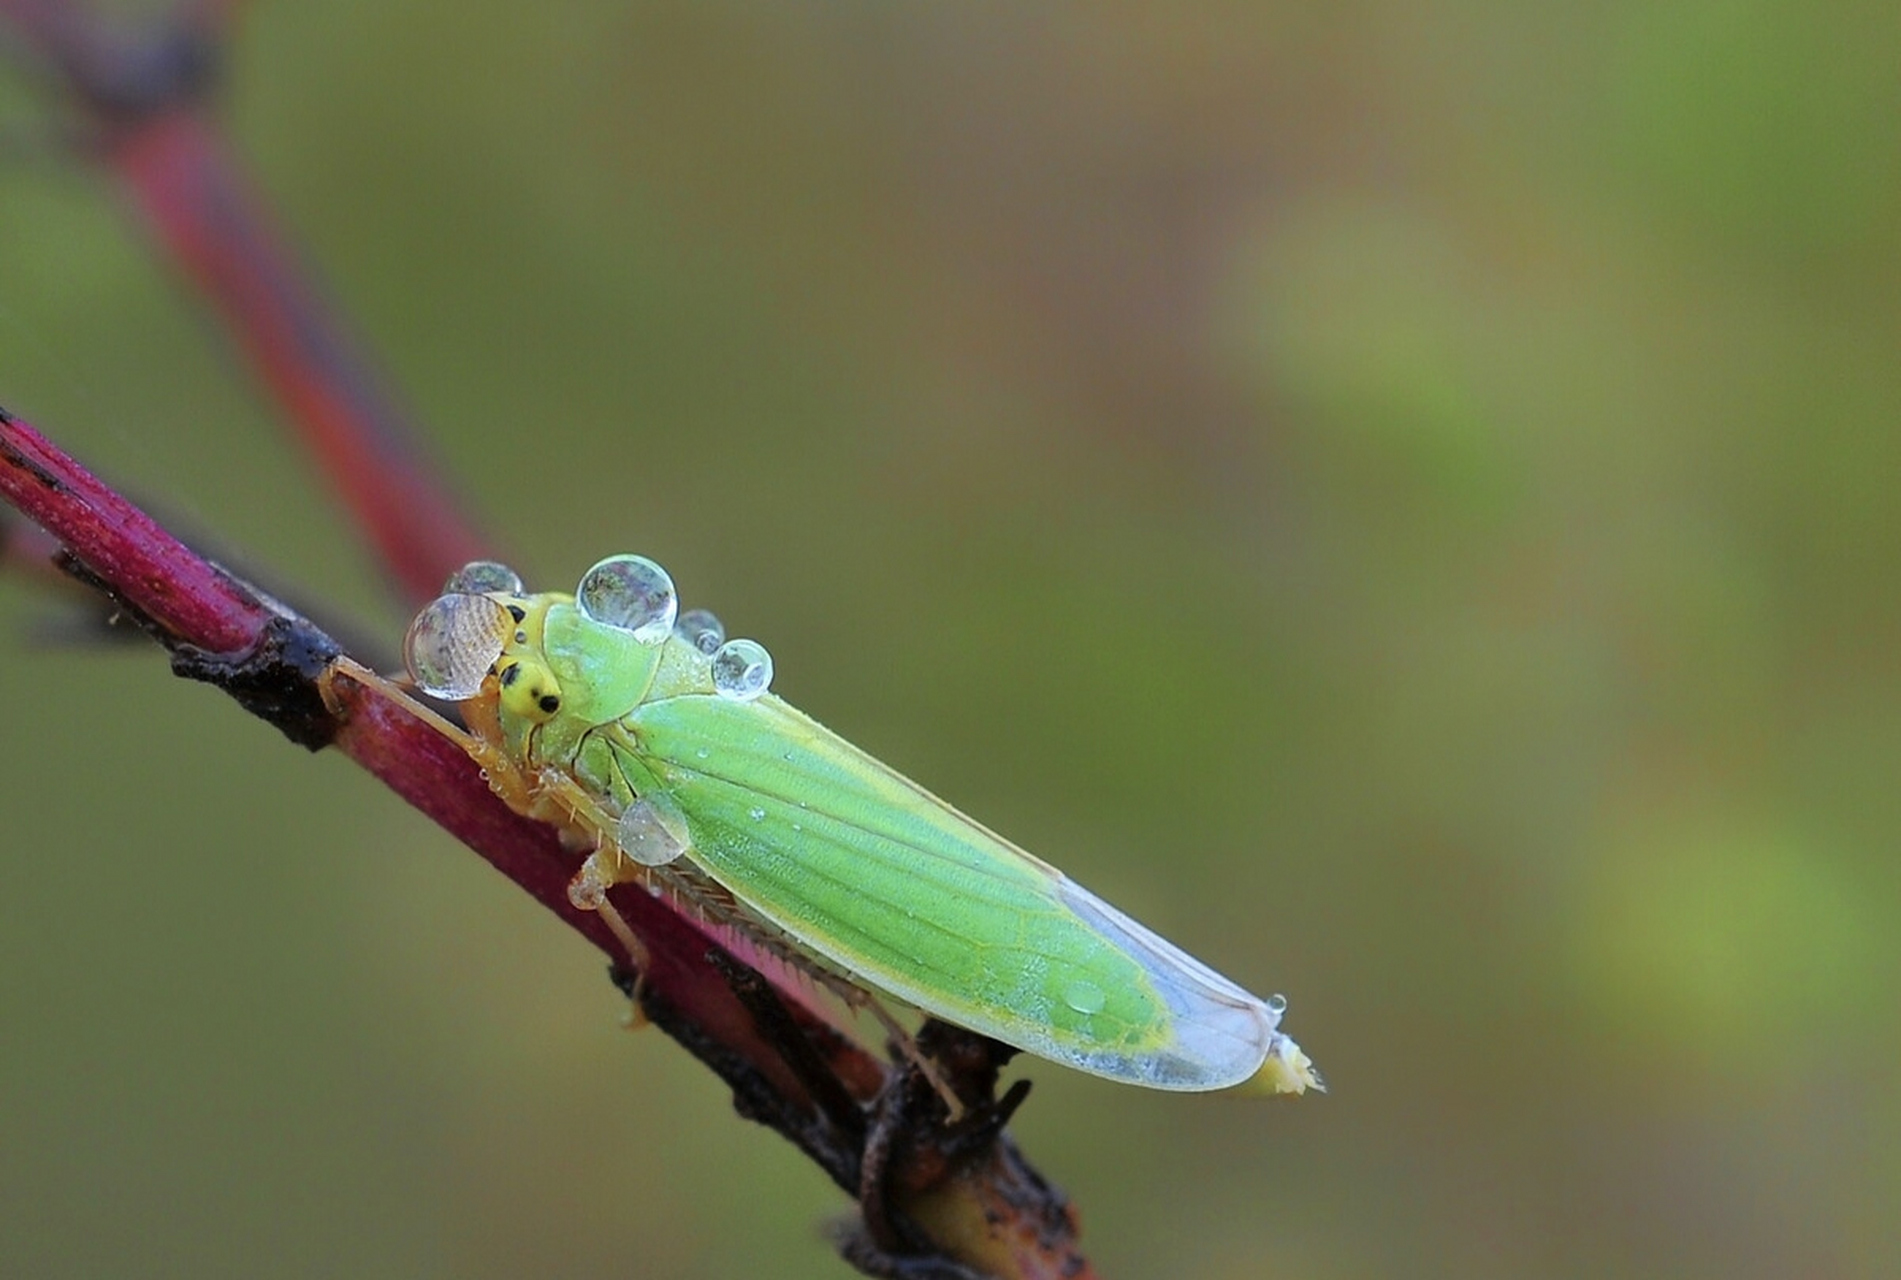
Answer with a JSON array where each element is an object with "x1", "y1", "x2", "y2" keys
[
  {"x1": 617, "y1": 799, "x2": 688, "y2": 867},
  {"x1": 1063, "y1": 980, "x2": 1107, "y2": 1015},
  {"x1": 791, "y1": 823, "x2": 802, "y2": 833},
  {"x1": 695, "y1": 747, "x2": 710, "y2": 760},
  {"x1": 748, "y1": 806, "x2": 767, "y2": 822},
  {"x1": 576, "y1": 554, "x2": 677, "y2": 643},
  {"x1": 443, "y1": 560, "x2": 523, "y2": 595},
  {"x1": 1265, "y1": 993, "x2": 1288, "y2": 1016},
  {"x1": 711, "y1": 638, "x2": 773, "y2": 701},
  {"x1": 675, "y1": 607, "x2": 725, "y2": 655},
  {"x1": 404, "y1": 594, "x2": 511, "y2": 698},
  {"x1": 568, "y1": 873, "x2": 606, "y2": 910}
]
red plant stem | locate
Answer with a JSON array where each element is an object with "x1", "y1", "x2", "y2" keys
[
  {"x1": 0, "y1": 410, "x2": 267, "y2": 652},
  {"x1": 0, "y1": 406, "x2": 1098, "y2": 1280},
  {"x1": 0, "y1": 0, "x2": 491, "y2": 605}
]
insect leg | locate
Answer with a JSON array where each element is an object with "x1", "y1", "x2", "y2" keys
[
  {"x1": 858, "y1": 995, "x2": 967, "y2": 1123},
  {"x1": 326, "y1": 657, "x2": 660, "y2": 1020},
  {"x1": 519, "y1": 767, "x2": 666, "y2": 1024},
  {"x1": 566, "y1": 849, "x2": 654, "y2": 1005},
  {"x1": 322, "y1": 656, "x2": 523, "y2": 785}
]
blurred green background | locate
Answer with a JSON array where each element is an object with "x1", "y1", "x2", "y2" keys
[{"x1": 3, "y1": 2, "x2": 1897, "y2": 1277}]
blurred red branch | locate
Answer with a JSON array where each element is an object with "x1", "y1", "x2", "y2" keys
[{"x1": 1, "y1": 0, "x2": 488, "y2": 604}]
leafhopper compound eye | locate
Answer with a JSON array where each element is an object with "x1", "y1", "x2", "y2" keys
[
  {"x1": 576, "y1": 554, "x2": 677, "y2": 644},
  {"x1": 404, "y1": 593, "x2": 513, "y2": 699}
]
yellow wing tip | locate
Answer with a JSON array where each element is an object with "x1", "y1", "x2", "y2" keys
[{"x1": 1235, "y1": 1036, "x2": 1325, "y2": 1098}]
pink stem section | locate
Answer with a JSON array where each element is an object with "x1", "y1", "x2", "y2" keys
[{"x1": 0, "y1": 409, "x2": 268, "y2": 652}]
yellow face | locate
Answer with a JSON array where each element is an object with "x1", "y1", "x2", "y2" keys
[
  {"x1": 488, "y1": 591, "x2": 565, "y2": 726},
  {"x1": 471, "y1": 589, "x2": 574, "y2": 737}
]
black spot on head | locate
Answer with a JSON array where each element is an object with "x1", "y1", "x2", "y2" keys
[
  {"x1": 538, "y1": 694, "x2": 561, "y2": 714},
  {"x1": 507, "y1": 604, "x2": 527, "y2": 623},
  {"x1": 499, "y1": 662, "x2": 521, "y2": 688}
]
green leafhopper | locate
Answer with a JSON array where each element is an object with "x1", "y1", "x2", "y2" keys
[{"x1": 400, "y1": 555, "x2": 1320, "y2": 1097}]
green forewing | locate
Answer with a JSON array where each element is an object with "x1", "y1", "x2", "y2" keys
[{"x1": 622, "y1": 685, "x2": 1274, "y2": 1088}]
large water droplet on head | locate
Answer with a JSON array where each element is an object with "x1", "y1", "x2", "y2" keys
[
  {"x1": 576, "y1": 555, "x2": 677, "y2": 643},
  {"x1": 616, "y1": 798, "x2": 689, "y2": 867},
  {"x1": 1063, "y1": 980, "x2": 1107, "y2": 1015},
  {"x1": 711, "y1": 638, "x2": 773, "y2": 701},
  {"x1": 443, "y1": 560, "x2": 524, "y2": 596},
  {"x1": 404, "y1": 593, "x2": 512, "y2": 698},
  {"x1": 1265, "y1": 993, "x2": 1288, "y2": 1016},
  {"x1": 675, "y1": 608, "x2": 725, "y2": 655}
]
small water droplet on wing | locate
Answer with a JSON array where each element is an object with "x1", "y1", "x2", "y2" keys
[
  {"x1": 1063, "y1": 980, "x2": 1107, "y2": 1015},
  {"x1": 675, "y1": 608, "x2": 725, "y2": 655},
  {"x1": 617, "y1": 799, "x2": 689, "y2": 867},
  {"x1": 711, "y1": 639, "x2": 773, "y2": 700}
]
